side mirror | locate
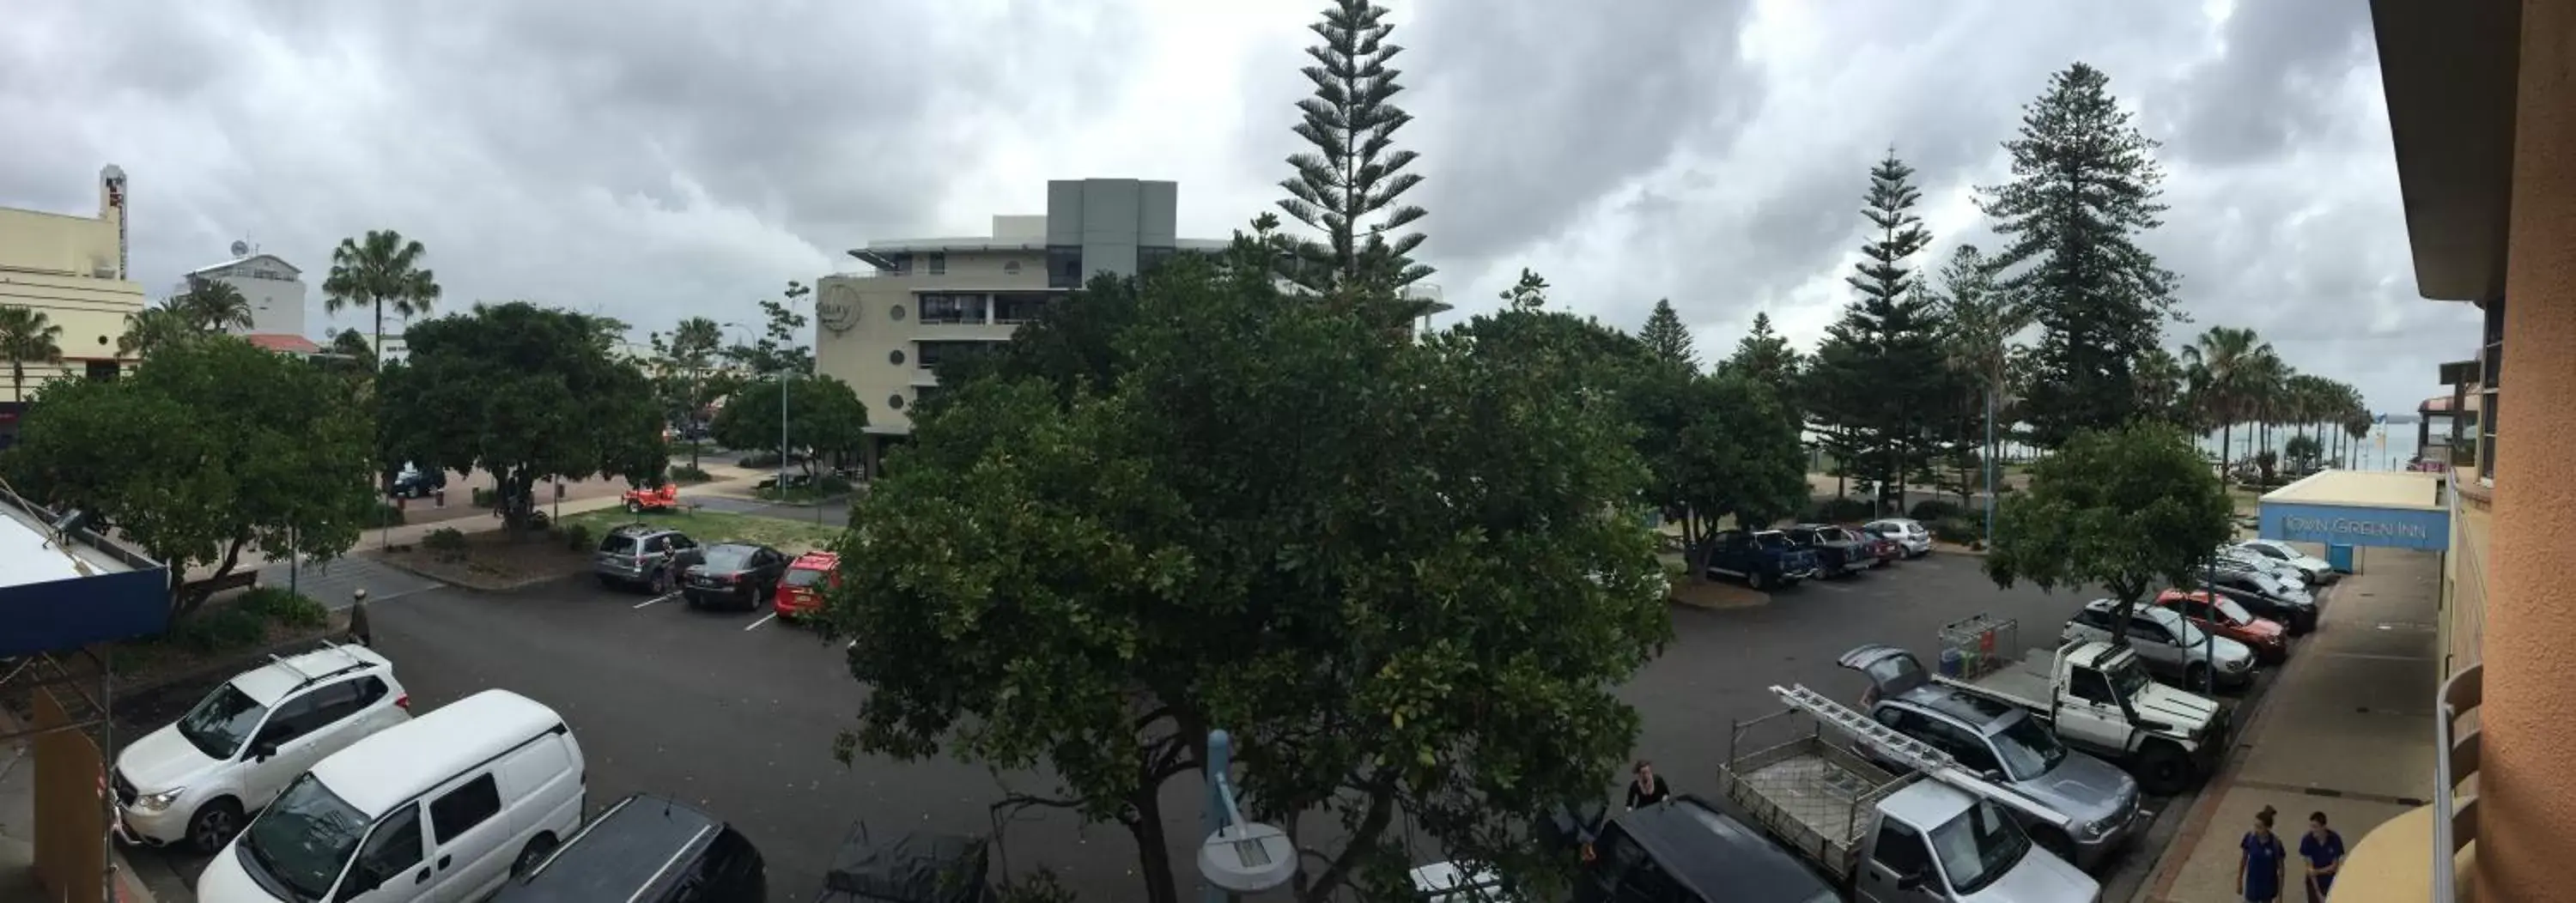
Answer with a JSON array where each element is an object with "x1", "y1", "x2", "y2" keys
[
  {"x1": 1981, "y1": 769, "x2": 2007, "y2": 782},
  {"x1": 250, "y1": 741, "x2": 279, "y2": 761},
  {"x1": 1895, "y1": 870, "x2": 1927, "y2": 891}
]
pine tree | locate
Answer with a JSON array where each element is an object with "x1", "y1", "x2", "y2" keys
[
  {"x1": 1978, "y1": 62, "x2": 2181, "y2": 447},
  {"x1": 1637, "y1": 299, "x2": 1698, "y2": 370},
  {"x1": 1498, "y1": 268, "x2": 1549, "y2": 311},
  {"x1": 1278, "y1": 0, "x2": 1433, "y2": 296},
  {"x1": 1808, "y1": 150, "x2": 1952, "y2": 511},
  {"x1": 1722, "y1": 312, "x2": 1801, "y2": 405}
]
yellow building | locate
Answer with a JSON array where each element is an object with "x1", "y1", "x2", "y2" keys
[
  {"x1": 0, "y1": 166, "x2": 146, "y2": 412},
  {"x1": 2337, "y1": 3, "x2": 2576, "y2": 901}
]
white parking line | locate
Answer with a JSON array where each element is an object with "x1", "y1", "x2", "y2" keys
[
  {"x1": 633, "y1": 592, "x2": 681, "y2": 609},
  {"x1": 743, "y1": 613, "x2": 778, "y2": 632}
]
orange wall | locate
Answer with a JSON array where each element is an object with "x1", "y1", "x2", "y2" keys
[{"x1": 2481, "y1": 5, "x2": 2576, "y2": 898}]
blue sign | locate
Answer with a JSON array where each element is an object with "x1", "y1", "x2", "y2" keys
[{"x1": 2258, "y1": 501, "x2": 2451, "y2": 552}]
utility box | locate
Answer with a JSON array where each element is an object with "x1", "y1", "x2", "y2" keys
[{"x1": 2327, "y1": 543, "x2": 2359, "y2": 574}]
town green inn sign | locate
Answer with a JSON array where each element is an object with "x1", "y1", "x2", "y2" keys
[{"x1": 2257, "y1": 470, "x2": 2452, "y2": 553}]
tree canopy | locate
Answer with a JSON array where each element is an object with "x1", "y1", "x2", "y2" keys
[
  {"x1": 827, "y1": 252, "x2": 1668, "y2": 903},
  {"x1": 1807, "y1": 150, "x2": 1954, "y2": 503},
  {"x1": 1721, "y1": 312, "x2": 1801, "y2": 410},
  {"x1": 1984, "y1": 420, "x2": 2234, "y2": 630},
  {"x1": 1, "y1": 336, "x2": 377, "y2": 617},
  {"x1": 722, "y1": 282, "x2": 815, "y2": 375},
  {"x1": 322, "y1": 229, "x2": 441, "y2": 373},
  {"x1": 377, "y1": 302, "x2": 665, "y2": 528},
  {"x1": 1276, "y1": 0, "x2": 1434, "y2": 294},
  {"x1": 1637, "y1": 299, "x2": 1698, "y2": 371},
  {"x1": 708, "y1": 374, "x2": 869, "y2": 475},
  {"x1": 1978, "y1": 63, "x2": 2180, "y2": 446}
]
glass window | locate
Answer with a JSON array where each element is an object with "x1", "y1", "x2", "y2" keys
[
  {"x1": 2069, "y1": 668, "x2": 2117, "y2": 706},
  {"x1": 301, "y1": 681, "x2": 369, "y2": 729},
  {"x1": 1138, "y1": 245, "x2": 1177, "y2": 274},
  {"x1": 917, "y1": 294, "x2": 986, "y2": 324},
  {"x1": 259, "y1": 694, "x2": 326, "y2": 746},
  {"x1": 784, "y1": 568, "x2": 828, "y2": 588},
  {"x1": 702, "y1": 544, "x2": 756, "y2": 571},
  {"x1": 177, "y1": 683, "x2": 269, "y2": 759},
  {"x1": 993, "y1": 292, "x2": 1055, "y2": 324},
  {"x1": 428, "y1": 775, "x2": 501, "y2": 843},
  {"x1": 1928, "y1": 799, "x2": 2032, "y2": 894},
  {"x1": 668, "y1": 535, "x2": 698, "y2": 551},
  {"x1": 1989, "y1": 715, "x2": 2069, "y2": 781},
  {"x1": 1871, "y1": 822, "x2": 1931, "y2": 876},
  {"x1": 2215, "y1": 597, "x2": 2256, "y2": 625},
  {"x1": 1934, "y1": 723, "x2": 2001, "y2": 774},
  {"x1": 927, "y1": 252, "x2": 946, "y2": 276},
  {"x1": 240, "y1": 774, "x2": 368, "y2": 900},
  {"x1": 600, "y1": 532, "x2": 639, "y2": 555},
  {"x1": 1046, "y1": 246, "x2": 1084, "y2": 289},
  {"x1": 2481, "y1": 297, "x2": 2502, "y2": 483},
  {"x1": 85, "y1": 361, "x2": 119, "y2": 381},
  {"x1": 349, "y1": 803, "x2": 426, "y2": 893}
]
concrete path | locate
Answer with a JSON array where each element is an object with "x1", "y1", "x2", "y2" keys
[{"x1": 2135, "y1": 547, "x2": 2442, "y2": 902}]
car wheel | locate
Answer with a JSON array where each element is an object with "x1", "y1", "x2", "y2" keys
[
  {"x1": 625, "y1": 500, "x2": 643, "y2": 514},
  {"x1": 1747, "y1": 570, "x2": 1769, "y2": 591},
  {"x1": 187, "y1": 798, "x2": 244, "y2": 854},
  {"x1": 2183, "y1": 663, "x2": 2211, "y2": 693},
  {"x1": 511, "y1": 833, "x2": 561, "y2": 879},
  {"x1": 2136, "y1": 742, "x2": 2196, "y2": 797}
]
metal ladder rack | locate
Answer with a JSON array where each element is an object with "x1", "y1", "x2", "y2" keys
[{"x1": 1772, "y1": 684, "x2": 1995, "y2": 791}]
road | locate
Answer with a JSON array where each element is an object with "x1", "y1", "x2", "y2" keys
[{"x1": 123, "y1": 551, "x2": 2275, "y2": 901}]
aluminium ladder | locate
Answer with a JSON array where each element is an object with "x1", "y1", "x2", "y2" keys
[{"x1": 1771, "y1": 683, "x2": 2021, "y2": 802}]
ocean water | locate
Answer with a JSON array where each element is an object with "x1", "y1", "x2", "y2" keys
[{"x1": 2193, "y1": 423, "x2": 2427, "y2": 473}]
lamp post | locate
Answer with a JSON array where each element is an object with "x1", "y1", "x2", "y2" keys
[{"x1": 1200, "y1": 730, "x2": 1295, "y2": 903}]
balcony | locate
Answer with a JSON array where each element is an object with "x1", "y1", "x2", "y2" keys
[{"x1": 2334, "y1": 663, "x2": 2480, "y2": 902}]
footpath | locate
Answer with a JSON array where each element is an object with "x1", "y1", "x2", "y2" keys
[{"x1": 2133, "y1": 548, "x2": 2443, "y2": 902}]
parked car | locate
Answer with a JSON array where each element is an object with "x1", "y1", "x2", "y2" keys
[
  {"x1": 1849, "y1": 529, "x2": 1902, "y2": 567},
  {"x1": 682, "y1": 542, "x2": 791, "y2": 610},
  {"x1": 774, "y1": 551, "x2": 841, "y2": 621},
  {"x1": 2232, "y1": 539, "x2": 2339, "y2": 584},
  {"x1": 1721, "y1": 694, "x2": 2099, "y2": 902},
  {"x1": 1862, "y1": 518, "x2": 1934, "y2": 559},
  {"x1": 387, "y1": 464, "x2": 447, "y2": 500},
  {"x1": 195, "y1": 689, "x2": 586, "y2": 903},
  {"x1": 490, "y1": 793, "x2": 766, "y2": 903},
  {"x1": 1556, "y1": 797, "x2": 1841, "y2": 903},
  {"x1": 2152, "y1": 590, "x2": 2289, "y2": 664},
  {"x1": 1841, "y1": 638, "x2": 2228, "y2": 796},
  {"x1": 1409, "y1": 861, "x2": 1521, "y2": 902},
  {"x1": 114, "y1": 645, "x2": 411, "y2": 853},
  {"x1": 1839, "y1": 663, "x2": 2146, "y2": 871},
  {"x1": 1783, "y1": 524, "x2": 1870, "y2": 578},
  {"x1": 2199, "y1": 567, "x2": 2319, "y2": 634},
  {"x1": 1702, "y1": 529, "x2": 1821, "y2": 591},
  {"x1": 593, "y1": 524, "x2": 706, "y2": 594},
  {"x1": 2061, "y1": 600, "x2": 2257, "y2": 690},
  {"x1": 2213, "y1": 548, "x2": 2312, "y2": 589}
]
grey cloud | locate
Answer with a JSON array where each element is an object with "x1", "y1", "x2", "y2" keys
[{"x1": 2162, "y1": 0, "x2": 2375, "y2": 167}]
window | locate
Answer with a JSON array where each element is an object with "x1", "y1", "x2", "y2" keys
[
  {"x1": 888, "y1": 349, "x2": 905, "y2": 366},
  {"x1": 668, "y1": 535, "x2": 699, "y2": 551},
  {"x1": 259, "y1": 694, "x2": 327, "y2": 746},
  {"x1": 927, "y1": 252, "x2": 947, "y2": 276},
  {"x1": 1933, "y1": 723, "x2": 2002, "y2": 774},
  {"x1": 428, "y1": 774, "x2": 501, "y2": 843},
  {"x1": 85, "y1": 361, "x2": 119, "y2": 381},
  {"x1": 2479, "y1": 297, "x2": 2502, "y2": 484},
  {"x1": 1047, "y1": 245, "x2": 1084, "y2": 289},
  {"x1": 349, "y1": 803, "x2": 426, "y2": 894},
  {"x1": 887, "y1": 393, "x2": 906, "y2": 411},
  {"x1": 885, "y1": 253, "x2": 914, "y2": 276},
  {"x1": 301, "y1": 680, "x2": 370, "y2": 728},
  {"x1": 917, "y1": 294, "x2": 987, "y2": 324},
  {"x1": 2124, "y1": 616, "x2": 2173, "y2": 645},
  {"x1": 1870, "y1": 822, "x2": 1932, "y2": 877},
  {"x1": 993, "y1": 292, "x2": 1054, "y2": 324},
  {"x1": 2069, "y1": 669, "x2": 2117, "y2": 706},
  {"x1": 1138, "y1": 245, "x2": 1177, "y2": 274}
]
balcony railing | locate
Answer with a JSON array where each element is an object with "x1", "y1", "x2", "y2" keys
[{"x1": 2432, "y1": 662, "x2": 2481, "y2": 902}]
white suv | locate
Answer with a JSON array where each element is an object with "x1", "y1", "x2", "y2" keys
[{"x1": 112, "y1": 643, "x2": 411, "y2": 853}]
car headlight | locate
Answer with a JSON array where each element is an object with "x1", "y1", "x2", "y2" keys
[
  {"x1": 134, "y1": 789, "x2": 184, "y2": 812},
  {"x1": 2225, "y1": 655, "x2": 2251, "y2": 672}
]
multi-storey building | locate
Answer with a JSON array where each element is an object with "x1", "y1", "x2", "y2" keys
[
  {"x1": 812, "y1": 179, "x2": 1230, "y2": 470},
  {"x1": 0, "y1": 167, "x2": 144, "y2": 443},
  {"x1": 2337, "y1": 3, "x2": 2576, "y2": 901},
  {"x1": 180, "y1": 242, "x2": 310, "y2": 339}
]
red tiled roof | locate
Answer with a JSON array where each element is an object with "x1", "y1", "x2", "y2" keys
[{"x1": 244, "y1": 333, "x2": 322, "y2": 355}]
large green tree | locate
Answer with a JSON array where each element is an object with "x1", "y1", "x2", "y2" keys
[
  {"x1": 829, "y1": 252, "x2": 1667, "y2": 903},
  {"x1": 377, "y1": 302, "x2": 665, "y2": 530},
  {"x1": 1808, "y1": 151, "x2": 1952, "y2": 505},
  {"x1": 1929, "y1": 245, "x2": 2029, "y2": 522},
  {"x1": 708, "y1": 374, "x2": 869, "y2": 477},
  {"x1": 1984, "y1": 420, "x2": 2233, "y2": 633},
  {"x1": 649, "y1": 316, "x2": 727, "y2": 468},
  {"x1": 0, "y1": 305, "x2": 66, "y2": 403},
  {"x1": 1637, "y1": 299, "x2": 1698, "y2": 371},
  {"x1": 1721, "y1": 311, "x2": 1802, "y2": 406},
  {"x1": 322, "y1": 229, "x2": 442, "y2": 373},
  {"x1": 167, "y1": 277, "x2": 255, "y2": 333},
  {"x1": 1277, "y1": 0, "x2": 1433, "y2": 295},
  {"x1": 1654, "y1": 368, "x2": 1811, "y2": 574},
  {"x1": 1978, "y1": 63, "x2": 2182, "y2": 446},
  {"x1": 2, "y1": 336, "x2": 377, "y2": 617},
  {"x1": 2181, "y1": 325, "x2": 2273, "y2": 479}
]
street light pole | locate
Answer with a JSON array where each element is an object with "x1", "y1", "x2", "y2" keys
[{"x1": 1204, "y1": 729, "x2": 1231, "y2": 903}]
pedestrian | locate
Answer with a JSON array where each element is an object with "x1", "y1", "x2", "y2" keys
[
  {"x1": 347, "y1": 589, "x2": 373, "y2": 646},
  {"x1": 1625, "y1": 761, "x2": 1671, "y2": 810},
  {"x1": 2239, "y1": 805, "x2": 2288, "y2": 903},
  {"x1": 2300, "y1": 811, "x2": 2346, "y2": 902}
]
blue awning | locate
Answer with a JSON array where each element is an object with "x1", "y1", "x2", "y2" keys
[{"x1": 2257, "y1": 470, "x2": 2451, "y2": 551}]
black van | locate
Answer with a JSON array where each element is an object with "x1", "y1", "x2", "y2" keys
[{"x1": 491, "y1": 794, "x2": 767, "y2": 903}]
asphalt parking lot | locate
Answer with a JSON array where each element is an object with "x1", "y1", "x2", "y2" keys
[{"x1": 122, "y1": 549, "x2": 2283, "y2": 901}]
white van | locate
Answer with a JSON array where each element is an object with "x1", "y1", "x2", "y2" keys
[{"x1": 195, "y1": 689, "x2": 586, "y2": 903}]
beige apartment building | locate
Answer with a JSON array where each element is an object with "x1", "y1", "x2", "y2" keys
[
  {"x1": 813, "y1": 179, "x2": 1230, "y2": 470},
  {"x1": 0, "y1": 167, "x2": 144, "y2": 403}
]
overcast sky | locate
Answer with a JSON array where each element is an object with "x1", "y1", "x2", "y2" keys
[{"x1": 0, "y1": 0, "x2": 2476, "y2": 415}]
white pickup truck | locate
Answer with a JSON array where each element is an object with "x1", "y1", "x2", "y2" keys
[{"x1": 1841, "y1": 637, "x2": 2230, "y2": 796}]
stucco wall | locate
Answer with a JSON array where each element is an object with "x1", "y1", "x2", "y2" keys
[
  {"x1": 0, "y1": 270, "x2": 145, "y2": 401},
  {"x1": 813, "y1": 250, "x2": 1046, "y2": 432},
  {"x1": 2477, "y1": 4, "x2": 2576, "y2": 896},
  {"x1": 2441, "y1": 497, "x2": 2489, "y2": 679}
]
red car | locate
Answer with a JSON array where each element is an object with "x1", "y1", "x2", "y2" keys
[
  {"x1": 774, "y1": 550, "x2": 841, "y2": 620},
  {"x1": 1844, "y1": 526, "x2": 1902, "y2": 567},
  {"x1": 2154, "y1": 589, "x2": 2290, "y2": 664},
  {"x1": 622, "y1": 482, "x2": 681, "y2": 513}
]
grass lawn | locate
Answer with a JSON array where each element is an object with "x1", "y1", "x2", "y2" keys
[{"x1": 562, "y1": 508, "x2": 845, "y2": 554}]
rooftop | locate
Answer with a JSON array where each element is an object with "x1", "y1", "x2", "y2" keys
[
  {"x1": 2263, "y1": 470, "x2": 2448, "y2": 512},
  {"x1": 243, "y1": 333, "x2": 322, "y2": 355},
  {"x1": 0, "y1": 486, "x2": 145, "y2": 590},
  {"x1": 312, "y1": 689, "x2": 564, "y2": 816}
]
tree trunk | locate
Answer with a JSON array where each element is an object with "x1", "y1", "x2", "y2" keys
[
  {"x1": 2219, "y1": 423, "x2": 2233, "y2": 484},
  {"x1": 1124, "y1": 795, "x2": 1179, "y2": 903}
]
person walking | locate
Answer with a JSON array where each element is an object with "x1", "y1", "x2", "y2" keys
[
  {"x1": 1625, "y1": 761, "x2": 1672, "y2": 810},
  {"x1": 2239, "y1": 805, "x2": 2289, "y2": 903},
  {"x1": 2300, "y1": 811, "x2": 2346, "y2": 902},
  {"x1": 346, "y1": 588, "x2": 374, "y2": 646}
]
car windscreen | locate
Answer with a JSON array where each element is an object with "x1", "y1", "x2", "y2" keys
[
  {"x1": 782, "y1": 567, "x2": 828, "y2": 588},
  {"x1": 1990, "y1": 714, "x2": 2069, "y2": 782},
  {"x1": 701, "y1": 545, "x2": 756, "y2": 571},
  {"x1": 240, "y1": 773, "x2": 369, "y2": 900},
  {"x1": 599, "y1": 533, "x2": 639, "y2": 555},
  {"x1": 1928, "y1": 797, "x2": 2032, "y2": 895},
  {"x1": 2215, "y1": 597, "x2": 2257, "y2": 625},
  {"x1": 177, "y1": 682, "x2": 268, "y2": 760}
]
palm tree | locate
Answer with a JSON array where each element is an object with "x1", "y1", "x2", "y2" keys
[
  {"x1": 2181, "y1": 325, "x2": 2270, "y2": 481},
  {"x1": 167, "y1": 277, "x2": 256, "y2": 333},
  {"x1": 118, "y1": 305, "x2": 199, "y2": 357},
  {"x1": 2242, "y1": 353, "x2": 2289, "y2": 475},
  {"x1": 2134, "y1": 346, "x2": 2186, "y2": 421},
  {"x1": 322, "y1": 230, "x2": 441, "y2": 373},
  {"x1": 0, "y1": 305, "x2": 67, "y2": 403}
]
